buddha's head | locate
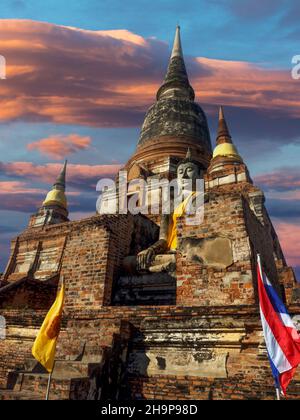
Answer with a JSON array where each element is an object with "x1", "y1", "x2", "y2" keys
[{"x1": 177, "y1": 149, "x2": 203, "y2": 192}]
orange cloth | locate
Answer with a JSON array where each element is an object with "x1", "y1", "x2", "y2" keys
[{"x1": 167, "y1": 192, "x2": 197, "y2": 251}]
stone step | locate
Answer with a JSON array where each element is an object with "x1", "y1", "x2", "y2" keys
[
  {"x1": 21, "y1": 372, "x2": 88, "y2": 396},
  {"x1": 23, "y1": 358, "x2": 102, "y2": 378},
  {"x1": 2, "y1": 358, "x2": 103, "y2": 400},
  {"x1": 0, "y1": 389, "x2": 43, "y2": 401},
  {"x1": 55, "y1": 360, "x2": 102, "y2": 377},
  {"x1": 2, "y1": 371, "x2": 91, "y2": 400},
  {"x1": 7, "y1": 371, "x2": 89, "y2": 400}
]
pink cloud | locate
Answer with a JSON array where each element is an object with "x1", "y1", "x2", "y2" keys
[
  {"x1": 0, "y1": 161, "x2": 122, "y2": 189},
  {"x1": 194, "y1": 58, "x2": 300, "y2": 116},
  {"x1": 0, "y1": 19, "x2": 298, "y2": 128},
  {"x1": 0, "y1": 181, "x2": 45, "y2": 212},
  {"x1": 0, "y1": 180, "x2": 45, "y2": 194},
  {"x1": 274, "y1": 221, "x2": 300, "y2": 267},
  {"x1": 254, "y1": 168, "x2": 300, "y2": 191},
  {"x1": 27, "y1": 134, "x2": 91, "y2": 159}
]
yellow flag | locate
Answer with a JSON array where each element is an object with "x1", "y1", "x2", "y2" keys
[{"x1": 32, "y1": 278, "x2": 65, "y2": 373}]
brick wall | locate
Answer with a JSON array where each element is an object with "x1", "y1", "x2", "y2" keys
[
  {"x1": 0, "y1": 309, "x2": 47, "y2": 387},
  {"x1": 1, "y1": 305, "x2": 300, "y2": 399},
  {"x1": 1, "y1": 187, "x2": 299, "y2": 399},
  {"x1": 61, "y1": 214, "x2": 157, "y2": 309},
  {"x1": 175, "y1": 185, "x2": 296, "y2": 307},
  {"x1": 176, "y1": 190, "x2": 255, "y2": 306},
  {"x1": 0, "y1": 280, "x2": 58, "y2": 310}
]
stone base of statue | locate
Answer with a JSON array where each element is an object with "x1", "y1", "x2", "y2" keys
[
  {"x1": 113, "y1": 254, "x2": 177, "y2": 305},
  {"x1": 112, "y1": 272, "x2": 176, "y2": 306}
]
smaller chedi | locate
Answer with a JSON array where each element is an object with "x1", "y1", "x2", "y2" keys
[
  {"x1": 0, "y1": 26, "x2": 300, "y2": 401},
  {"x1": 29, "y1": 160, "x2": 69, "y2": 228}
]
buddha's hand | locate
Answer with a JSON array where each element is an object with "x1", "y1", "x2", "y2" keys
[{"x1": 136, "y1": 248, "x2": 155, "y2": 271}]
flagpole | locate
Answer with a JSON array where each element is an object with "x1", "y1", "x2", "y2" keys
[
  {"x1": 45, "y1": 360, "x2": 55, "y2": 401},
  {"x1": 257, "y1": 253, "x2": 262, "y2": 278},
  {"x1": 276, "y1": 387, "x2": 281, "y2": 401},
  {"x1": 45, "y1": 276, "x2": 65, "y2": 400}
]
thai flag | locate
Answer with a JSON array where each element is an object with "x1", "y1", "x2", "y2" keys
[{"x1": 257, "y1": 255, "x2": 300, "y2": 396}]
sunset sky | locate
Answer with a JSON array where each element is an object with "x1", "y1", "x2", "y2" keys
[{"x1": 0, "y1": 0, "x2": 299, "y2": 279}]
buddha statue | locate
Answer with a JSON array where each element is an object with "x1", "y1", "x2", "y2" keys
[{"x1": 124, "y1": 149, "x2": 204, "y2": 274}]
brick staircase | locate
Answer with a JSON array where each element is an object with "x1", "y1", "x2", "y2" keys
[
  {"x1": 0, "y1": 320, "x2": 132, "y2": 400},
  {"x1": 0, "y1": 357, "x2": 103, "y2": 400}
]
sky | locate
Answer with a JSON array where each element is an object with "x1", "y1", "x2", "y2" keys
[{"x1": 0, "y1": 0, "x2": 299, "y2": 280}]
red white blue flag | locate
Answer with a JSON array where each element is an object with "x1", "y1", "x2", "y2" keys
[{"x1": 257, "y1": 255, "x2": 300, "y2": 396}]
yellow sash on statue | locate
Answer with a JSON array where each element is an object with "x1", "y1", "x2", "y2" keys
[{"x1": 167, "y1": 191, "x2": 197, "y2": 251}]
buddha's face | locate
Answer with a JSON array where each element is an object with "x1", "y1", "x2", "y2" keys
[{"x1": 177, "y1": 161, "x2": 202, "y2": 192}]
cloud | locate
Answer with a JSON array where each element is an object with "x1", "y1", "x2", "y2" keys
[
  {"x1": 0, "y1": 176, "x2": 99, "y2": 213},
  {"x1": 224, "y1": 0, "x2": 283, "y2": 20},
  {"x1": 266, "y1": 198, "x2": 300, "y2": 221},
  {"x1": 254, "y1": 168, "x2": 300, "y2": 224},
  {"x1": 0, "y1": 161, "x2": 121, "y2": 190},
  {"x1": 0, "y1": 19, "x2": 299, "y2": 131},
  {"x1": 0, "y1": 225, "x2": 18, "y2": 234},
  {"x1": 0, "y1": 192, "x2": 42, "y2": 212},
  {"x1": 279, "y1": 1, "x2": 300, "y2": 26},
  {"x1": 254, "y1": 167, "x2": 300, "y2": 192},
  {"x1": 0, "y1": 241, "x2": 9, "y2": 273},
  {"x1": 294, "y1": 266, "x2": 300, "y2": 282},
  {"x1": 0, "y1": 181, "x2": 46, "y2": 212},
  {"x1": 27, "y1": 134, "x2": 91, "y2": 159},
  {"x1": 273, "y1": 221, "x2": 300, "y2": 268},
  {"x1": 195, "y1": 58, "x2": 300, "y2": 117},
  {"x1": 0, "y1": 180, "x2": 45, "y2": 194},
  {"x1": 0, "y1": 19, "x2": 168, "y2": 127}
]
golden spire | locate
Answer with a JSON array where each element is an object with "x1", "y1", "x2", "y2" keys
[
  {"x1": 43, "y1": 161, "x2": 68, "y2": 209},
  {"x1": 212, "y1": 107, "x2": 243, "y2": 162}
]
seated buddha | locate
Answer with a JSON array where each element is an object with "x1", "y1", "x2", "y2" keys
[{"x1": 123, "y1": 149, "x2": 204, "y2": 274}]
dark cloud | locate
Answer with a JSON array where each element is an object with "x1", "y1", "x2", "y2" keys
[
  {"x1": 0, "y1": 192, "x2": 43, "y2": 213},
  {"x1": 0, "y1": 162, "x2": 121, "y2": 191},
  {"x1": 254, "y1": 167, "x2": 300, "y2": 192},
  {"x1": 266, "y1": 198, "x2": 300, "y2": 220},
  {"x1": 205, "y1": 105, "x2": 300, "y2": 161},
  {"x1": 0, "y1": 254, "x2": 8, "y2": 273},
  {"x1": 0, "y1": 190, "x2": 97, "y2": 214},
  {"x1": 294, "y1": 266, "x2": 300, "y2": 282},
  {"x1": 279, "y1": 1, "x2": 300, "y2": 26},
  {"x1": 224, "y1": 0, "x2": 283, "y2": 20},
  {"x1": 0, "y1": 225, "x2": 19, "y2": 234}
]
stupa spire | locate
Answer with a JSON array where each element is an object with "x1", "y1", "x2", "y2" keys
[
  {"x1": 213, "y1": 107, "x2": 242, "y2": 162},
  {"x1": 43, "y1": 161, "x2": 68, "y2": 210},
  {"x1": 54, "y1": 160, "x2": 67, "y2": 191},
  {"x1": 216, "y1": 106, "x2": 232, "y2": 145},
  {"x1": 171, "y1": 25, "x2": 183, "y2": 59},
  {"x1": 156, "y1": 25, "x2": 195, "y2": 101}
]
